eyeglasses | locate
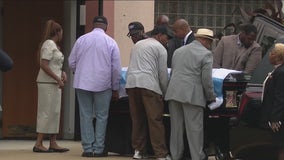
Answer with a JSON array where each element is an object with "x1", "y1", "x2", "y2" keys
[
  {"x1": 127, "y1": 30, "x2": 144, "y2": 38},
  {"x1": 127, "y1": 33, "x2": 140, "y2": 38}
]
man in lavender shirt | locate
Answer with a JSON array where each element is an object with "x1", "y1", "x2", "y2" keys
[{"x1": 68, "y1": 16, "x2": 121, "y2": 157}]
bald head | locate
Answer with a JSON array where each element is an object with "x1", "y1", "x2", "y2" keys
[
  {"x1": 172, "y1": 19, "x2": 191, "y2": 39},
  {"x1": 173, "y1": 19, "x2": 191, "y2": 31},
  {"x1": 156, "y1": 15, "x2": 169, "y2": 26}
]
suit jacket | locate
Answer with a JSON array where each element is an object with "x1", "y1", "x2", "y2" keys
[
  {"x1": 184, "y1": 32, "x2": 195, "y2": 45},
  {"x1": 165, "y1": 40, "x2": 215, "y2": 107},
  {"x1": 260, "y1": 64, "x2": 284, "y2": 125},
  {"x1": 167, "y1": 33, "x2": 195, "y2": 68},
  {"x1": 167, "y1": 37, "x2": 182, "y2": 68},
  {"x1": 213, "y1": 34, "x2": 262, "y2": 74}
]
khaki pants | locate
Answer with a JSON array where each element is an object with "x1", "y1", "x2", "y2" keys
[{"x1": 127, "y1": 88, "x2": 168, "y2": 158}]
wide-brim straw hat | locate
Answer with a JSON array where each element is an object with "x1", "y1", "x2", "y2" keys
[{"x1": 194, "y1": 28, "x2": 214, "y2": 40}]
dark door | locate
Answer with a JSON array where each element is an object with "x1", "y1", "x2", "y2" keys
[{"x1": 2, "y1": 0, "x2": 64, "y2": 138}]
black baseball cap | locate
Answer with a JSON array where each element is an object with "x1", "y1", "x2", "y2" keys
[
  {"x1": 127, "y1": 21, "x2": 144, "y2": 36},
  {"x1": 151, "y1": 25, "x2": 174, "y2": 39},
  {"x1": 93, "y1": 16, "x2": 108, "y2": 25}
]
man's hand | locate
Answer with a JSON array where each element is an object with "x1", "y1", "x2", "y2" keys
[
  {"x1": 112, "y1": 90, "x2": 119, "y2": 101},
  {"x1": 270, "y1": 121, "x2": 281, "y2": 132}
]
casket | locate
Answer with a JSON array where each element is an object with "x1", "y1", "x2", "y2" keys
[
  {"x1": 105, "y1": 68, "x2": 250, "y2": 154},
  {"x1": 208, "y1": 72, "x2": 251, "y2": 117}
]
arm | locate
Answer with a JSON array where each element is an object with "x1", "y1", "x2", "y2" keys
[
  {"x1": 269, "y1": 69, "x2": 284, "y2": 132},
  {"x1": 158, "y1": 49, "x2": 169, "y2": 96},
  {"x1": 41, "y1": 59, "x2": 64, "y2": 88},
  {"x1": 111, "y1": 42, "x2": 121, "y2": 100},
  {"x1": 212, "y1": 38, "x2": 224, "y2": 68},
  {"x1": 201, "y1": 53, "x2": 216, "y2": 101},
  {"x1": 244, "y1": 46, "x2": 262, "y2": 74},
  {"x1": 270, "y1": 70, "x2": 284, "y2": 122}
]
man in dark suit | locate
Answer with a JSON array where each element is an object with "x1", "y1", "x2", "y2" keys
[
  {"x1": 172, "y1": 19, "x2": 195, "y2": 46},
  {"x1": 168, "y1": 19, "x2": 195, "y2": 68}
]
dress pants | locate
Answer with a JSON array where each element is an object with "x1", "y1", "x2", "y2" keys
[
  {"x1": 127, "y1": 88, "x2": 169, "y2": 158},
  {"x1": 204, "y1": 116, "x2": 230, "y2": 155},
  {"x1": 169, "y1": 100, "x2": 206, "y2": 160},
  {"x1": 272, "y1": 123, "x2": 284, "y2": 159}
]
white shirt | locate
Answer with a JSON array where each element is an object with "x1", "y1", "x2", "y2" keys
[{"x1": 183, "y1": 30, "x2": 193, "y2": 45}]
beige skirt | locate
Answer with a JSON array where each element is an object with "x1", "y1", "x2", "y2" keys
[{"x1": 36, "y1": 83, "x2": 61, "y2": 134}]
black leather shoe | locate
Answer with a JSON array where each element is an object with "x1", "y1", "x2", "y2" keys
[
  {"x1": 93, "y1": 151, "x2": 108, "y2": 157},
  {"x1": 81, "y1": 152, "x2": 94, "y2": 157},
  {"x1": 49, "y1": 147, "x2": 69, "y2": 153},
  {"x1": 215, "y1": 152, "x2": 230, "y2": 160},
  {"x1": 33, "y1": 146, "x2": 52, "y2": 153}
]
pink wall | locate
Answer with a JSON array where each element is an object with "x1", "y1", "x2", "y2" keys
[
  {"x1": 103, "y1": 1, "x2": 114, "y2": 37},
  {"x1": 85, "y1": 1, "x2": 99, "y2": 33},
  {"x1": 85, "y1": 0, "x2": 114, "y2": 37}
]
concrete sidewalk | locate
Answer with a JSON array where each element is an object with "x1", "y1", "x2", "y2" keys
[
  {"x1": 0, "y1": 140, "x2": 217, "y2": 160},
  {"x1": 0, "y1": 140, "x2": 132, "y2": 160}
]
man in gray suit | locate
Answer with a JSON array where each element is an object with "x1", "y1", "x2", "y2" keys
[{"x1": 165, "y1": 28, "x2": 216, "y2": 160}]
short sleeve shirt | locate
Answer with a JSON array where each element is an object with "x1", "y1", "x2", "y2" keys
[{"x1": 37, "y1": 40, "x2": 64, "y2": 83}]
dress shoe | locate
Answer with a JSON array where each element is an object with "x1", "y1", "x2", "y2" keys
[
  {"x1": 202, "y1": 156, "x2": 208, "y2": 160},
  {"x1": 156, "y1": 154, "x2": 171, "y2": 160},
  {"x1": 215, "y1": 152, "x2": 230, "y2": 160},
  {"x1": 33, "y1": 146, "x2": 52, "y2": 153},
  {"x1": 93, "y1": 151, "x2": 108, "y2": 157},
  {"x1": 133, "y1": 150, "x2": 149, "y2": 159},
  {"x1": 81, "y1": 152, "x2": 94, "y2": 157},
  {"x1": 49, "y1": 147, "x2": 69, "y2": 153}
]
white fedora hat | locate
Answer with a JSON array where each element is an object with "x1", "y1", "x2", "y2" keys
[{"x1": 194, "y1": 28, "x2": 214, "y2": 40}]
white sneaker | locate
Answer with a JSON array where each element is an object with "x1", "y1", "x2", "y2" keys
[
  {"x1": 133, "y1": 150, "x2": 149, "y2": 159},
  {"x1": 156, "y1": 154, "x2": 171, "y2": 160},
  {"x1": 133, "y1": 150, "x2": 142, "y2": 159}
]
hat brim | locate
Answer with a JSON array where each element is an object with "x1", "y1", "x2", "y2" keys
[
  {"x1": 127, "y1": 30, "x2": 142, "y2": 37},
  {"x1": 150, "y1": 25, "x2": 174, "y2": 39},
  {"x1": 194, "y1": 34, "x2": 214, "y2": 40}
]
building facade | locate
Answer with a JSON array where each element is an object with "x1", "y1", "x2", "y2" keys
[{"x1": 0, "y1": 0, "x2": 281, "y2": 139}]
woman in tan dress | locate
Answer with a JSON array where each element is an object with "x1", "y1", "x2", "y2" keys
[{"x1": 33, "y1": 19, "x2": 68, "y2": 153}]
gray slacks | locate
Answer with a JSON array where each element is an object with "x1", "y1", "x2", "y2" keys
[{"x1": 169, "y1": 100, "x2": 206, "y2": 160}]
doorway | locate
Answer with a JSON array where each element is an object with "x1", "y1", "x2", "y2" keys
[{"x1": 1, "y1": 0, "x2": 64, "y2": 138}]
